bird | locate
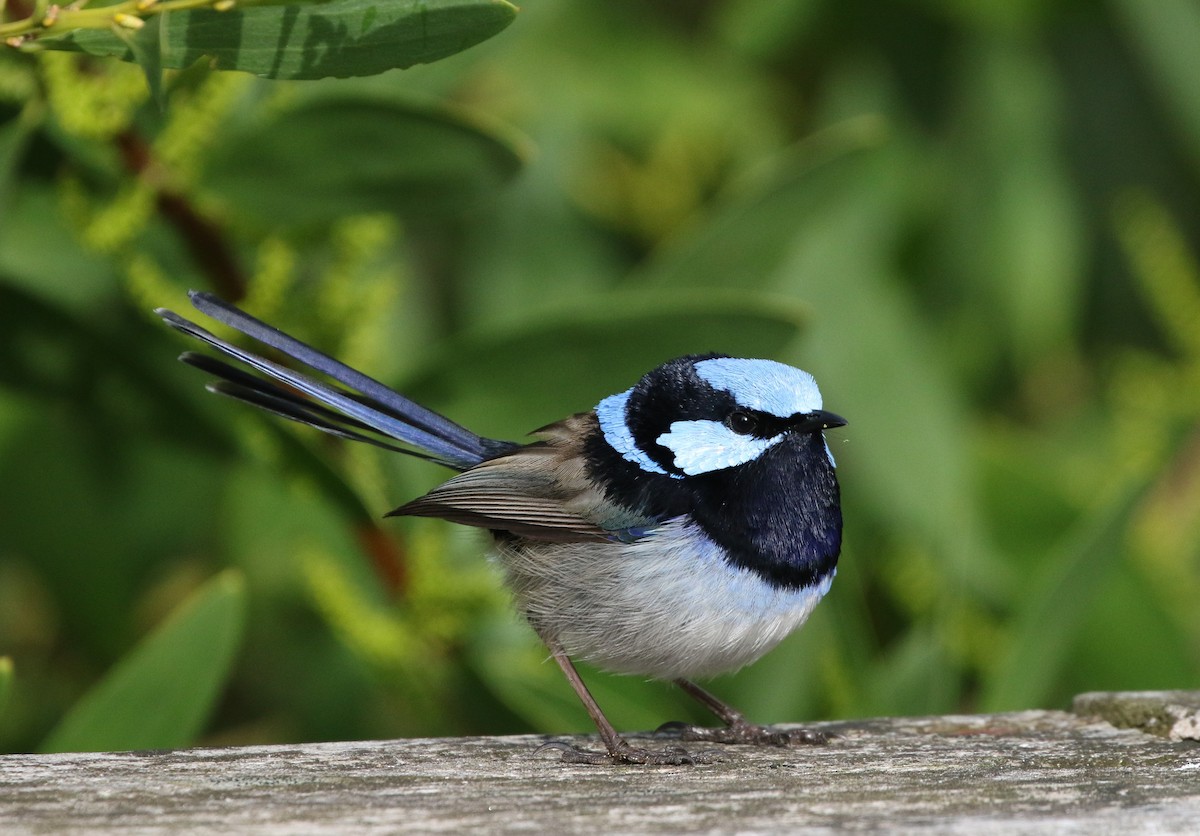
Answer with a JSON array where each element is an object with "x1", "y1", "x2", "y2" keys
[{"x1": 156, "y1": 291, "x2": 847, "y2": 765}]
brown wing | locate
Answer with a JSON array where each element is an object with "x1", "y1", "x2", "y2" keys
[{"x1": 387, "y1": 413, "x2": 612, "y2": 543}]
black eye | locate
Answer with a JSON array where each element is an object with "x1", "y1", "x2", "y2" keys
[{"x1": 727, "y1": 411, "x2": 758, "y2": 436}]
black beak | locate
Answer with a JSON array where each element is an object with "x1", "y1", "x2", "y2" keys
[{"x1": 791, "y1": 410, "x2": 847, "y2": 433}]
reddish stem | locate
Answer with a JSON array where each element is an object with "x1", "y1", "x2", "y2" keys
[{"x1": 115, "y1": 129, "x2": 247, "y2": 301}]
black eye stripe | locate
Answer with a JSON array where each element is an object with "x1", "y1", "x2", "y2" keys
[
  {"x1": 726, "y1": 410, "x2": 834, "y2": 439},
  {"x1": 726, "y1": 409, "x2": 789, "y2": 439}
]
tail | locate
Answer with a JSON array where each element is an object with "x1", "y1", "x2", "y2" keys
[{"x1": 156, "y1": 291, "x2": 511, "y2": 471}]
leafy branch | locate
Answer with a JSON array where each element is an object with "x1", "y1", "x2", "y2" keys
[
  {"x1": 2, "y1": 0, "x2": 254, "y2": 46},
  {"x1": 4, "y1": 0, "x2": 518, "y2": 81}
]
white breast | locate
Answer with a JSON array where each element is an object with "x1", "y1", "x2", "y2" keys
[{"x1": 496, "y1": 519, "x2": 834, "y2": 681}]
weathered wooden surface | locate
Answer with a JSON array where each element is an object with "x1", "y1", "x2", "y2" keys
[
  {"x1": 2, "y1": 697, "x2": 1199, "y2": 833},
  {"x1": 1074, "y1": 690, "x2": 1200, "y2": 742}
]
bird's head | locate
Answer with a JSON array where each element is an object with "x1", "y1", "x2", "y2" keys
[{"x1": 596, "y1": 354, "x2": 846, "y2": 480}]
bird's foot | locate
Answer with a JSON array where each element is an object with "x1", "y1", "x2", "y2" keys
[
  {"x1": 535, "y1": 739, "x2": 725, "y2": 766},
  {"x1": 656, "y1": 719, "x2": 829, "y2": 747}
]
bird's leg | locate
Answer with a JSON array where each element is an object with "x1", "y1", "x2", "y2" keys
[
  {"x1": 536, "y1": 641, "x2": 722, "y2": 765},
  {"x1": 658, "y1": 679, "x2": 828, "y2": 746}
]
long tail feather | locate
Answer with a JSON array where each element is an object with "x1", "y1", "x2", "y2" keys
[
  {"x1": 158, "y1": 293, "x2": 505, "y2": 471},
  {"x1": 182, "y1": 352, "x2": 463, "y2": 466}
]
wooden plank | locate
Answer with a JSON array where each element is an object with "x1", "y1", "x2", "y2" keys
[{"x1": 2, "y1": 704, "x2": 1198, "y2": 833}]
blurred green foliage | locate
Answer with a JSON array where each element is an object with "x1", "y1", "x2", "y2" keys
[
  {"x1": 1, "y1": 0, "x2": 1198, "y2": 755},
  {"x1": 39, "y1": 570, "x2": 245, "y2": 753}
]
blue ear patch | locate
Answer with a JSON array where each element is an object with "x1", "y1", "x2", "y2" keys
[
  {"x1": 657, "y1": 420, "x2": 783, "y2": 476},
  {"x1": 596, "y1": 389, "x2": 678, "y2": 477},
  {"x1": 694, "y1": 358, "x2": 822, "y2": 417}
]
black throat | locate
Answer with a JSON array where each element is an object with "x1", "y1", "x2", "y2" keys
[{"x1": 584, "y1": 427, "x2": 842, "y2": 590}]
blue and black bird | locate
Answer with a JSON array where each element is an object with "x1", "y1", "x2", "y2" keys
[{"x1": 157, "y1": 292, "x2": 846, "y2": 765}]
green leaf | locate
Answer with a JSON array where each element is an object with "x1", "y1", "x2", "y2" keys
[
  {"x1": 940, "y1": 40, "x2": 1084, "y2": 363},
  {"x1": 1113, "y1": 0, "x2": 1200, "y2": 171},
  {"x1": 1065, "y1": 561, "x2": 1198, "y2": 696},
  {"x1": 455, "y1": 160, "x2": 623, "y2": 326},
  {"x1": 0, "y1": 103, "x2": 41, "y2": 211},
  {"x1": 980, "y1": 477, "x2": 1153, "y2": 712},
  {"x1": 114, "y1": 13, "x2": 168, "y2": 110},
  {"x1": 39, "y1": 0, "x2": 518, "y2": 80},
  {"x1": 202, "y1": 96, "x2": 527, "y2": 224},
  {"x1": 636, "y1": 116, "x2": 890, "y2": 290},
  {"x1": 39, "y1": 571, "x2": 246, "y2": 753},
  {"x1": 0, "y1": 657, "x2": 12, "y2": 719}
]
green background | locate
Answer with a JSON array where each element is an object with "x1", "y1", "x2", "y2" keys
[{"x1": 1, "y1": 0, "x2": 1198, "y2": 754}]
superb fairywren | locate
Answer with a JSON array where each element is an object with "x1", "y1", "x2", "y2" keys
[{"x1": 157, "y1": 292, "x2": 846, "y2": 765}]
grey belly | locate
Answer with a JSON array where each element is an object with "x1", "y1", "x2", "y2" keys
[{"x1": 495, "y1": 520, "x2": 834, "y2": 680}]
